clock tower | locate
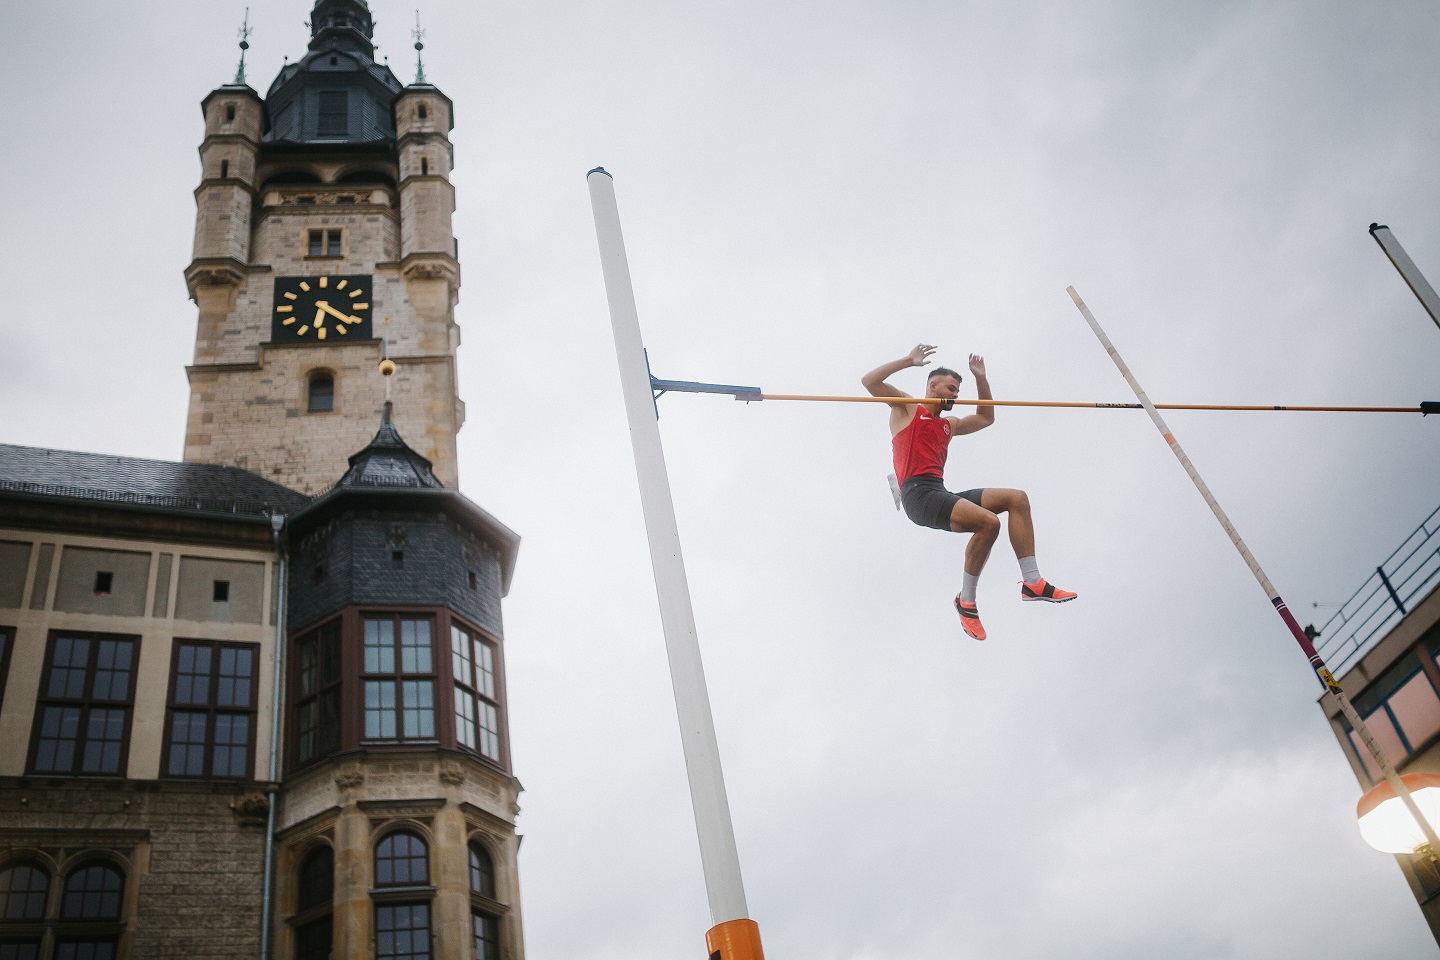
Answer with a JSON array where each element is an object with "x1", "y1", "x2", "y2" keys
[{"x1": 183, "y1": 0, "x2": 463, "y2": 495}]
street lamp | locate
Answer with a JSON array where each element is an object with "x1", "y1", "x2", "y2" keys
[{"x1": 1358, "y1": 773, "x2": 1440, "y2": 867}]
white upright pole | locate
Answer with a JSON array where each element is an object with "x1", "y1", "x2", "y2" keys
[
  {"x1": 1370, "y1": 223, "x2": 1440, "y2": 333},
  {"x1": 587, "y1": 168, "x2": 759, "y2": 948}
]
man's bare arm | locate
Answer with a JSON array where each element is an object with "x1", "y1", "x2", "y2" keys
[
  {"x1": 862, "y1": 343, "x2": 935, "y2": 398},
  {"x1": 946, "y1": 353, "x2": 996, "y2": 436}
]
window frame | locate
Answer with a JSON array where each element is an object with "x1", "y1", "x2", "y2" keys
[
  {"x1": 160, "y1": 639, "x2": 261, "y2": 781},
  {"x1": 361, "y1": 615, "x2": 438, "y2": 744},
  {"x1": 27, "y1": 632, "x2": 140, "y2": 777},
  {"x1": 308, "y1": 371, "x2": 336, "y2": 414},
  {"x1": 291, "y1": 619, "x2": 343, "y2": 770},
  {"x1": 0, "y1": 625, "x2": 14, "y2": 715},
  {"x1": 1341, "y1": 627, "x2": 1440, "y2": 785},
  {"x1": 452, "y1": 624, "x2": 502, "y2": 763},
  {"x1": 291, "y1": 844, "x2": 335, "y2": 960}
]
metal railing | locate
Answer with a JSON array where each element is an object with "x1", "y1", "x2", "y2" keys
[{"x1": 1317, "y1": 503, "x2": 1440, "y2": 676}]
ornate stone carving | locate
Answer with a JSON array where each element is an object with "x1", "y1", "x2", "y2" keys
[
  {"x1": 184, "y1": 257, "x2": 247, "y2": 295},
  {"x1": 335, "y1": 768, "x2": 365, "y2": 789},
  {"x1": 439, "y1": 761, "x2": 465, "y2": 785},
  {"x1": 231, "y1": 792, "x2": 270, "y2": 826}
]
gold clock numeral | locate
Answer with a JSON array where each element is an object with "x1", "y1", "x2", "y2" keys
[
  {"x1": 317, "y1": 327, "x2": 328, "y2": 339},
  {"x1": 319, "y1": 276, "x2": 328, "y2": 288},
  {"x1": 277, "y1": 305, "x2": 293, "y2": 313},
  {"x1": 284, "y1": 291, "x2": 298, "y2": 300},
  {"x1": 299, "y1": 281, "x2": 311, "y2": 292},
  {"x1": 337, "y1": 325, "x2": 349, "y2": 335},
  {"x1": 348, "y1": 289, "x2": 363, "y2": 298},
  {"x1": 353, "y1": 303, "x2": 369, "y2": 310},
  {"x1": 297, "y1": 325, "x2": 309, "y2": 335},
  {"x1": 283, "y1": 317, "x2": 296, "y2": 326},
  {"x1": 336, "y1": 279, "x2": 348, "y2": 289}
]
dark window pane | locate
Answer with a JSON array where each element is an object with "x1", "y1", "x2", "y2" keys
[
  {"x1": 365, "y1": 681, "x2": 396, "y2": 738},
  {"x1": 218, "y1": 647, "x2": 254, "y2": 707},
  {"x1": 326, "y1": 230, "x2": 342, "y2": 256},
  {"x1": 297, "y1": 701, "x2": 318, "y2": 764},
  {"x1": 319, "y1": 624, "x2": 341, "y2": 682},
  {"x1": 297, "y1": 847, "x2": 334, "y2": 913},
  {"x1": 0, "y1": 942, "x2": 42, "y2": 960},
  {"x1": 81, "y1": 708, "x2": 126, "y2": 773},
  {"x1": 211, "y1": 714, "x2": 250, "y2": 777},
  {"x1": 49, "y1": 636, "x2": 90, "y2": 699},
  {"x1": 168, "y1": 711, "x2": 208, "y2": 776},
  {"x1": 318, "y1": 689, "x2": 341, "y2": 754},
  {"x1": 295, "y1": 916, "x2": 333, "y2": 960},
  {"x1": 375, "y1": 902, "x2": 430, "y2": 960},
  {"x1": 375, "y1": 832, "x2": 428, "y2": 886},
  {"x1": 55, "y1": 943, "x2": 116, "y2": 960},
  {"x1": 0, "y1": 864, "x2": 50, "y2": 919},
  {"x1": 309, "y1": 376, "x2": 334, "y2": 413},
  {"x1": 91, "y1": 640, "x2": 134, "y2": 701},
  {"x1": 467, "y1": 844, "x2": 495, "y2": 899},
  {"x1": 472, "y1": 911, "x2": 500, "y2": 960},
  {"x1": 175, "y1": 644, "x2": 212, "y2": 705},
  {"x1": 35, "y1": 705, "x2": 82, "y2": 771},
  {"x1": 62, "y1": 864, "x2": 122, "y2": 920}
]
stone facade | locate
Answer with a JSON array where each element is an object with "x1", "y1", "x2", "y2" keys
[{"x1": 183, "y1": 80, "x2": 464, "y2": 495}]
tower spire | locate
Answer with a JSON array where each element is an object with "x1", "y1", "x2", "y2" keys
[
  {"x1": 411, "y1": 9, "x2": 427, "y2": 84},
  {"x1": 234, "y1": 7, "x2": 253, "y2": 84}
]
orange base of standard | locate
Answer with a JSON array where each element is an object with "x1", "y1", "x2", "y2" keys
[{"x1": 705, "y1": 919, "x2": 764, "y2": 960}]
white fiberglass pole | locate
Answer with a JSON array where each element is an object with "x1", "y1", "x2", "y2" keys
[
  {"x1": 1067, "y1": 284, "x2": 1440, "y2": 856},
  {"x1": 587, "y1": 167, "x2": 751, "y2": 926},
  {"x1": 1370, "y1": 223, "x2": 1440, "y2": 333}
]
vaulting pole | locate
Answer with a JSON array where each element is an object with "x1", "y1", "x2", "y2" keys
[
  {"x1": 757, "y1": 395, "x2": 1427, "y2": 414},
  {"x1": 1067, "y1": 284, "x2": 1440, "y2": 857},
  {"x1": 587, "y1": 167, "x2": 764, "y2": 960},
  {"x1": 1370, "y1": 223, "x2": 1440, "y2": 333}
]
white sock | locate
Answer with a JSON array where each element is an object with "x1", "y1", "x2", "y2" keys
[
  {"x1": 960, "y1": 572, "x2": 979, "y2": 604},
  {"x1": 1019, "y1": 556, "x2": 1041, "y2": 583}
]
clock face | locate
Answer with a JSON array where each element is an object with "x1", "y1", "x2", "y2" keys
[{"x1": 272, "y1": 275, "x2": 374, "y2": 342}]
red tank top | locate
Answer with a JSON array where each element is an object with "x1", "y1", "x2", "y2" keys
[{"x1": 892, "y1": 406, "x2": 950, "y2": 483}]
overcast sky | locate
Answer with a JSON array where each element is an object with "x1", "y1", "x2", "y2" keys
[{"x1": 3, "y1": 1, "x2": 1440, "y2": 957}]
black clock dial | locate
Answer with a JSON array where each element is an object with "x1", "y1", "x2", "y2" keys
[{"x1": 272, "y1": 275, "x2": 374, "y2": 342}]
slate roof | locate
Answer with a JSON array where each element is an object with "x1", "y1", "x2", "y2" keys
[
  {"x1": 332, "y1": 402, "x2": 444, "y2": 490},
  {"x1": 0, "y1": 444, "x2": 309, "y2": 521}
]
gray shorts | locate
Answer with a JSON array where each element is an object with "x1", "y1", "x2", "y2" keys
[{"x1": 900, "y1": 476, "x2": 984, "y2": 530}]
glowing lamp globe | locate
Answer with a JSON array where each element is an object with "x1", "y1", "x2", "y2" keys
[{"x1": 1356, "y1": 773, "x2": 1440, "y2": 855}]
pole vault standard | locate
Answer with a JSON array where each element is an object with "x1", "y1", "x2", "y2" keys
[
  {"x1": 1066, "y1": 285, "x2": 1440, "y2": 858},
  {"x1": 587, "y1": 167, "x2": 765, "y2": 960},
  {"x1": 1371, "y1": 223, "x2": 1440, "y2": 333}
]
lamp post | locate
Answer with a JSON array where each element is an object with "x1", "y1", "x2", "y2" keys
[{"x1": 1357, "y1": 772, "x2": 1440, "y2": 888}]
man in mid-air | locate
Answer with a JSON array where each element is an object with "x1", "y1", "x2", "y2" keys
[{"x1": 863, "y1": 343, "x2": 1076, "y2": 640}]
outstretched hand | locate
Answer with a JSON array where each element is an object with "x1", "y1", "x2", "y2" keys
[
  {"x1": 909, "y1": 344, "x2": 938, "y2": 367},
  {"x1": 968, "y1": 353, "x2": 987, "y2": 379}
]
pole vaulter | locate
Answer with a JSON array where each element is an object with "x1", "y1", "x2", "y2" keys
[
  {"x1": 1066, "y1": 285, "x2": 1440, "y2": 864},
  {"x1": 587, "y1": 167, "x2": 765, "y2": 960}
]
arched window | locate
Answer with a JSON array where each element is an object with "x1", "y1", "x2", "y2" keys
[
  {"x1": 62, "y1": 864, "x2": 122, "y2": 920},
  {"x1": 374, "y1": 831, "x2": 428, "y2": 887},
  {"x1": 468, "y1": 843, "x2": 500, "y2": 958},
  {"x1": 467, "y1": 843, "x2": 494, "y2": 899},
  {"x1": 0, "y1": 862, "x2": 49, "y2": 919},
  {"x1": 52, "y1": 862, "x2": 123, "y2": 958},
  {"x1": 308, "y1": 373, "x2": 334, "y2": 413},
  {"x1": 297, "y1": 846, "x2": 334, "y2": 913},
  {"x1": 295, "y1": 846, "x2": 334, "y2": 960},
  {"x1": 374, "y1": 832, "x2": 431, "y2": 960}
]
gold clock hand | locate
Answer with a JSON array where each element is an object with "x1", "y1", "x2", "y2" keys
[{"x1": 316, "y1": 300, "x2": 361, "y2": 324}]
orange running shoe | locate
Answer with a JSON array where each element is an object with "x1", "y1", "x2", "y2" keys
[
  {"x1": 954, "y1": 596, "x2": 987, "y2": 640},
  {"x1": 1020, "y1": 578, "x2": 1077, "y2": 603}
]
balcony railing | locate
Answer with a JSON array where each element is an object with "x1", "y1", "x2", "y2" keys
[{"x1": 1317, "y1": 503, "x2": 1440, "y2": 676}]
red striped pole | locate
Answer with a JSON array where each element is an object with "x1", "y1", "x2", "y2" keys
[{"x1": 1067, "y1": 285, "x2": 1440, "y2": 856}]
